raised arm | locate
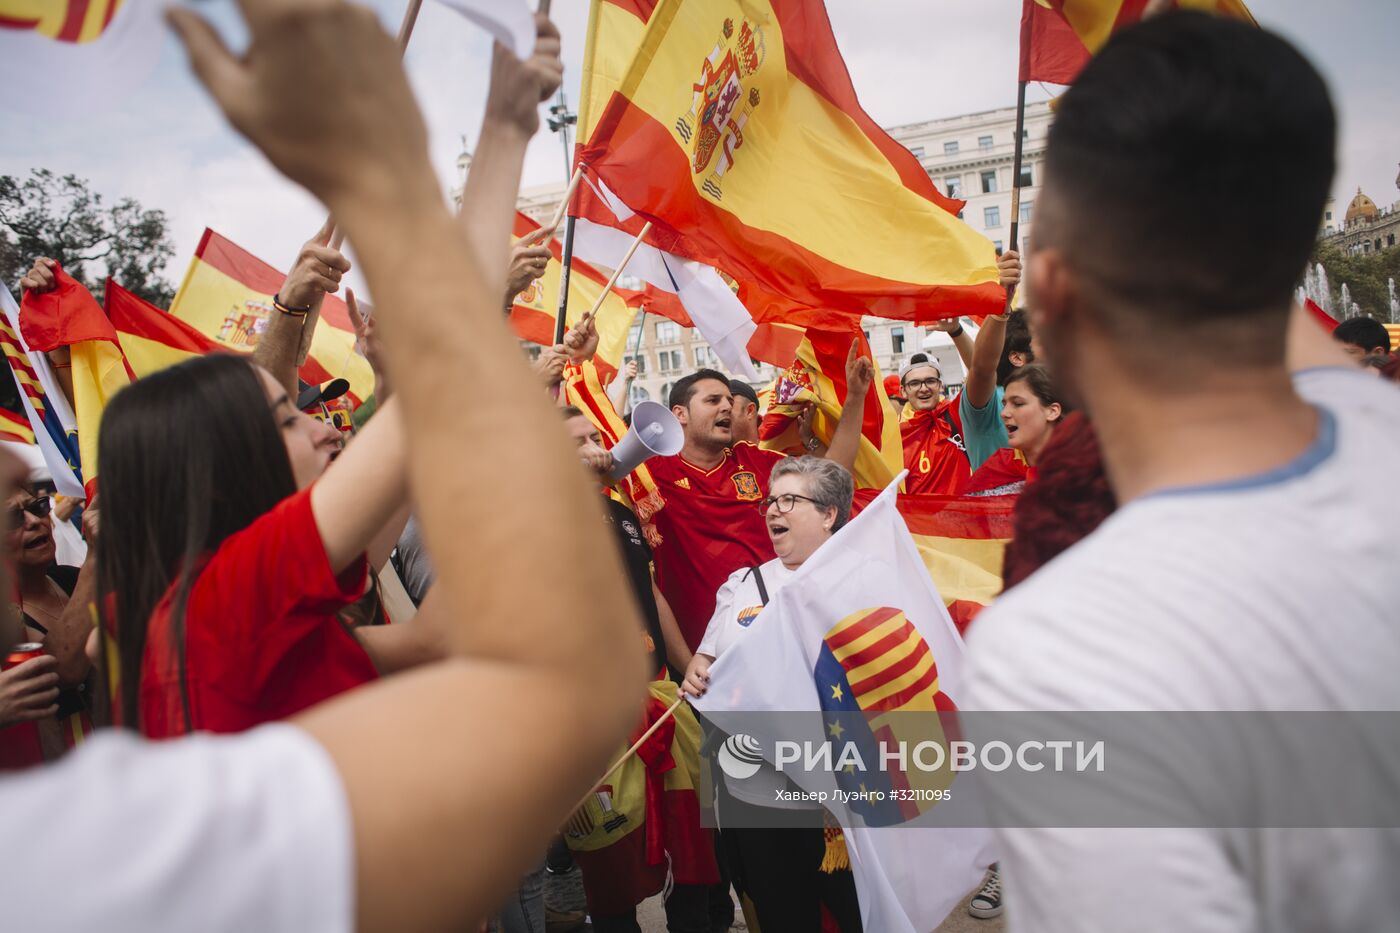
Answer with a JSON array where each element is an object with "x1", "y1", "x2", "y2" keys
[
  {"x1": 965, "y1": 250, "x2": 1022, "y2": 408},
  {"x1": 169, "y1": 7, "x2": 645, "y2": 933},
  {"x1": 825, "y1": 339, "x2": 874, "y2": 473},
  {"x1": 459, "y1": 15, "x2": 563, "y2": 303},
  {"x1": 254, "y1": 223, "x2": 351, "y2": 399},
  {"x1": 930, "y1": 318, "x2": 974, "y2": 372}
]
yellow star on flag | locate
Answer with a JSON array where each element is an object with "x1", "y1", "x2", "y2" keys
[
  {"x1": 831, "y1": 683, "x2": 844, "y2": 701},
  {"x1": 828, "y1": 720, "x2": 845, "y2": 740}
]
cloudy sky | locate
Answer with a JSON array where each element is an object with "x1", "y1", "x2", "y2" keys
[{"x1": 2, "y1": 0, "x2": 1396, "y2": 296}]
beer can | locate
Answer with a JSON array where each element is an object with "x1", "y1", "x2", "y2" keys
[{"x1": 3, "y1": 643, "x2": 45, "y2": 670}]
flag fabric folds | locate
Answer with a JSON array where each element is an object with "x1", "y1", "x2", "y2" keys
[
  {"x1": 0, "y1": 407, "x2": 35, "y2": 446},
  {"x1": 691, "y1": 477, "x2": 995, "y2": 933},
  {"x1": 757, "y1": 328, "x2": 902, "y2": 491},
  {"x1": 577, "y1": 0, "x2": 1004, "y2": 325},
  {"x1": 168, "y1": 229, "x2": 375, "y2": 401},
  {"x1": 426, "y1": 0, "x2": 534, "y2": 58},
  {"x1": 1020, "y1": 0, "x2": 1257, "y2": 86},
  {"x1": 0, "y1": 288, "x2": 82, "y2": 497},
  {"x1": 0, "y1": 0, "x2": 164, "y2": 114},
  {"x1": 17, "y1": 266, "x2": 133, "y2": 499},
  {"x1": 104, "y1": 280, "x2": 223, "y2": 377}
]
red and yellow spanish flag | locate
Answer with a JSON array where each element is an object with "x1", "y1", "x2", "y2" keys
[
  {"x1": 510, "y1": 212, "x2": 647, "y2": 378},
  {"x1": 577, "y1": 0, "x2": 1004, "y2": 326},
  {"x1": 1021, "y1": 0, "x2": 1256, "y2": 85},
  {"x1": 104, "y1": 280, "x2": 222, "y2": 377},
  {"x1": 169, "y1": 229, "x2": 374, "y2": 401},
  {"x1": 852, "y1": 490, "x2": 1016, "y2": 634},
  {"x1": 757, "y1": 328, "x2": 902, "y2": 491},
  {"x1": 18, "y1": 266, "x2": 133, "y2": 498}
]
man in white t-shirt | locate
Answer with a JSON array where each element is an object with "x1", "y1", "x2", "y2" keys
[{"x1": 962, "y1": 12, "x2": 1400, "y2": 933}]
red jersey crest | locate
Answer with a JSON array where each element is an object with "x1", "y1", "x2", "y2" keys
[{"x1": 730, "y1": 470, "x2": 762, "y2": 501}]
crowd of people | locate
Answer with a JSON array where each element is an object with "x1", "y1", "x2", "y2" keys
[{"x1": 0, "y1": 3, "x2": 1397, "y2": 932}]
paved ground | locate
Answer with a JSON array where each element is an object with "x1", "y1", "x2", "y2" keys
[{"x1": 545, "y1": 866, "x2": 1004, "y2": 932}]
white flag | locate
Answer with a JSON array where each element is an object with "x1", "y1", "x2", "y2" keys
[
  {"x1": 691, "y1": 475, "x2": 996, "y2": 932},
  {"x1": 429, "y1": 0, "x2": 535, "y2": 59},
  {"x1": 573, "y1": 175, "x2": 760, "y2": 380}
]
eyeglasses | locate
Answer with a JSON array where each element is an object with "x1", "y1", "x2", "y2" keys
[
  {"x1": 903, "y1": 377, "x2": 942, "y2": 391},
  {"x1": 7, "y1": 496, "x2": 51, "y2": 530},
  {"x1": 757, "y1": 493, "x2": 820, "y2": 514}
]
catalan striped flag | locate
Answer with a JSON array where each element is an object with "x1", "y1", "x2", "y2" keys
[
  {"x1": 0, "y1": 289, "x2": 82, "y2": 497},
  {"x1": 168, "y1": 229, "x2": 374, "y2": 402},
  {"x1": 0, "y1": 407, "x2": 35, "y2": 445},
  {"x1": 1021, "y1": 0, "x2": 1257, "y2": 85},
  {"x1": 758, "y1": 327, "x2": 902, "y2": 491},
  {"x1": 0, "y1": 0, "x2": 163, "y2": 113},
  {"x1": 16, "y1": 266, "x2": 134, "y2": 499},
  {"x1": 562, "y1": 360, "x2": 665, "y2": 534},
  {"x1": 576, "y1": 0, "x2": 1004, "y2": 327}
]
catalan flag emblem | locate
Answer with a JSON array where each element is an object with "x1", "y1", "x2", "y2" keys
[
  {"x1": 815, "y1": 606, "x2": 957, "y2": 825},
  {"x1": 0, "y1": 0, "x2": 126, "y2": 44}
]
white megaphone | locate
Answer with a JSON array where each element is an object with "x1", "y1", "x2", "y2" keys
[{"x1": 609, "y1": 400, "x2": 684, "y2": 481}]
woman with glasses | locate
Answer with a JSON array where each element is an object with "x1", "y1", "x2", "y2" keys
[
  {"x1": 682, "y1": 456, "x2": 863, "y2": 932},
  {"x1": 0, "y1": 485, "x2": 94, "y2": 769}
]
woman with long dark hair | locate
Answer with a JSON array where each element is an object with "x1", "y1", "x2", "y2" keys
[
  {"x1": 960, "y1": 363, "x2": 1067, "y2": 497},
  {"x1": 96, "y1": 353, "x2": 424, "y2": 736}
]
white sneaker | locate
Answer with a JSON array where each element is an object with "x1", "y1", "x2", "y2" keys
[{"x1": 968, "y1": 866, "x2": 1003, "y2": 919}]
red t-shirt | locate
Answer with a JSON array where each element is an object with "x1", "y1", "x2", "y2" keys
[
  {"x1": 901, "y1": 399, "x2": 971, "y2": 495},
  {"x1": 648, "y1": 442, "x2": 784, "y2": 651},
  {"x1": 140, "y1": 487, "x2": 377, "y2": 739}
]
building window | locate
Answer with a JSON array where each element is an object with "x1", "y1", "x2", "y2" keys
[
  {"x1": 944, "y1": 140, "x2": 959, "y2": 155},
  {"x1": 981, "y1": 170, "x2": 997, "y2": 194},
  {"x1": 1325, "y1": 211, "x2": 1333, "y2": 221},
  {"x1": 1018, "y1": 164, "x2": 1033, "y2": 187},
  {"x1": 978, "y1": 135, "x2": 993, "y2": 149},
  {"x1": 658, "y1": 382, "x2": 672, "y2": 402},
  {"x1": 524, "y1": 345, "x2": 542, "y2": 362},
  {"x1": 1020, "y1": 200, "x2": 1033, "y2": 223},
  {"x1": 655, "y1": 321, "x2": 680, "y2": 344},
  {"x1": 627, "y1": 324, "x2": 642, "y2": 347},
  {"x1": 657, "y1": 349, "x2": 683, "y2": 372},
  {"x1": 891, "y1": 326, "x2": 905, "y2": 355},
  {"x1": 984, "y1": 206, "x2": 1001, "y2": 229},
  {"x1": 694, "y1": 345, "x2": 718, "y2": 368},
  {"x1": 862, "y1": 329, "x2": 872, "y2": 344},
  {"x1": 945, "y1": 176, "x2": 963, "y2": 199},
  {"x1": 1021, "y1": 129, "x2": 1029, "y2": 140},
  {"x1": 993, "y1": 240, "x2": 1004, "y2": 253},
  {"x1": 1389, "y1": 234, "x2": 1395, "y2": 247},
  {"x1": 909, "y1": 145, "x2": 925, "y2": 159},
  {"x1": 629, "y1": 384, "x2": 651, "y2": 404}
]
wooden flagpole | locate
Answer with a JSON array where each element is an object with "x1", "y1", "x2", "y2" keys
[
  {"x1": 568, "y1": 694, "x2": 686, "y2": 816},
  {"x1": 299, "y1": 0, "x2": 424, "y2": 364},
  {"x1": 584, "y1": 222, "x2": 653, "y2": 319}
]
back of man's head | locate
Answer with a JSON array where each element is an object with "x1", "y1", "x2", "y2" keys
[
  {"x1": 1333, "y1": 317, "x2": 1392, "y2": 357},
  {"x1": 1035, "y1": 12, "x2": 1335, "y2": 375}
]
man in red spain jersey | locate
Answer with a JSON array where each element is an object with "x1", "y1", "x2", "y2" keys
[
  {"x1": 650, "y1": 359, "x2": 871, "y2": 651},
  {"x1": 899, "y1": 355, "x2": 973, "y2": 495}
]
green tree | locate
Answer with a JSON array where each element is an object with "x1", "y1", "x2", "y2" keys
[
  {"x1": 0, "y1": 169, "x2": 176, "y2": 307},
  {"x1": 1311, "y1": 242, "x2": 1400, "y2": 322}
]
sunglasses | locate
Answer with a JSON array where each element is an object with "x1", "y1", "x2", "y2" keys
[{"x1": 8, "y1": 496, "x2": 51, "y2": 530}]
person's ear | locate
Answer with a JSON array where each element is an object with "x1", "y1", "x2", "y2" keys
[
  {"x1": 672, "y1": 405, "x2": 689, "y2": 426},
  {"x1": 1046, "y1": 402, "x2": 1063, "y2": 424}
]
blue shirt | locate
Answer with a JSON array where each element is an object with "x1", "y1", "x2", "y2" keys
[{"x1": 959, "y1": 385, "x2": 1008, "y2": 472}]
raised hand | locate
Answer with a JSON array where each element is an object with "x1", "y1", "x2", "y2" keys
[
  {"x1": 280, "y1": 220, "x2": 352, "y2": 310},
  {"x1": 534, "y1": 345, "x2": 568, "y2": 388},
  {"x1": 345, "y1": 288, "x2": 385, "y2": 379},
  {"x1": 929, "y1": 317, "x2": 964, "y2": 333},
  {"x1": 505, "y1": 230, "x2": 552, "y2": 304},
  {"x1": 166, "y1": 0, "x2": 432, "y2": 210},
  {"x1": 576, "y1": 439, "x2": 614, "y2": 478},
  {"x1": 485, "y1": 13, "x2": 565, "y2": 139},
  {"x1": 622, "y1": 360, "x2": 639, "y2": 382},
  {"x1": 997, "y1": 249, "x2": 1022, "y2": 293},
  {"x1": 19, "y1": 257, "x2": 58, "y2": 295},
  {"x1": 563, "y1": 312, "x2": 600, "y2": 365},
  {"x1": 845, "y1": 338, "x2": 875, "y2": 401}
]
